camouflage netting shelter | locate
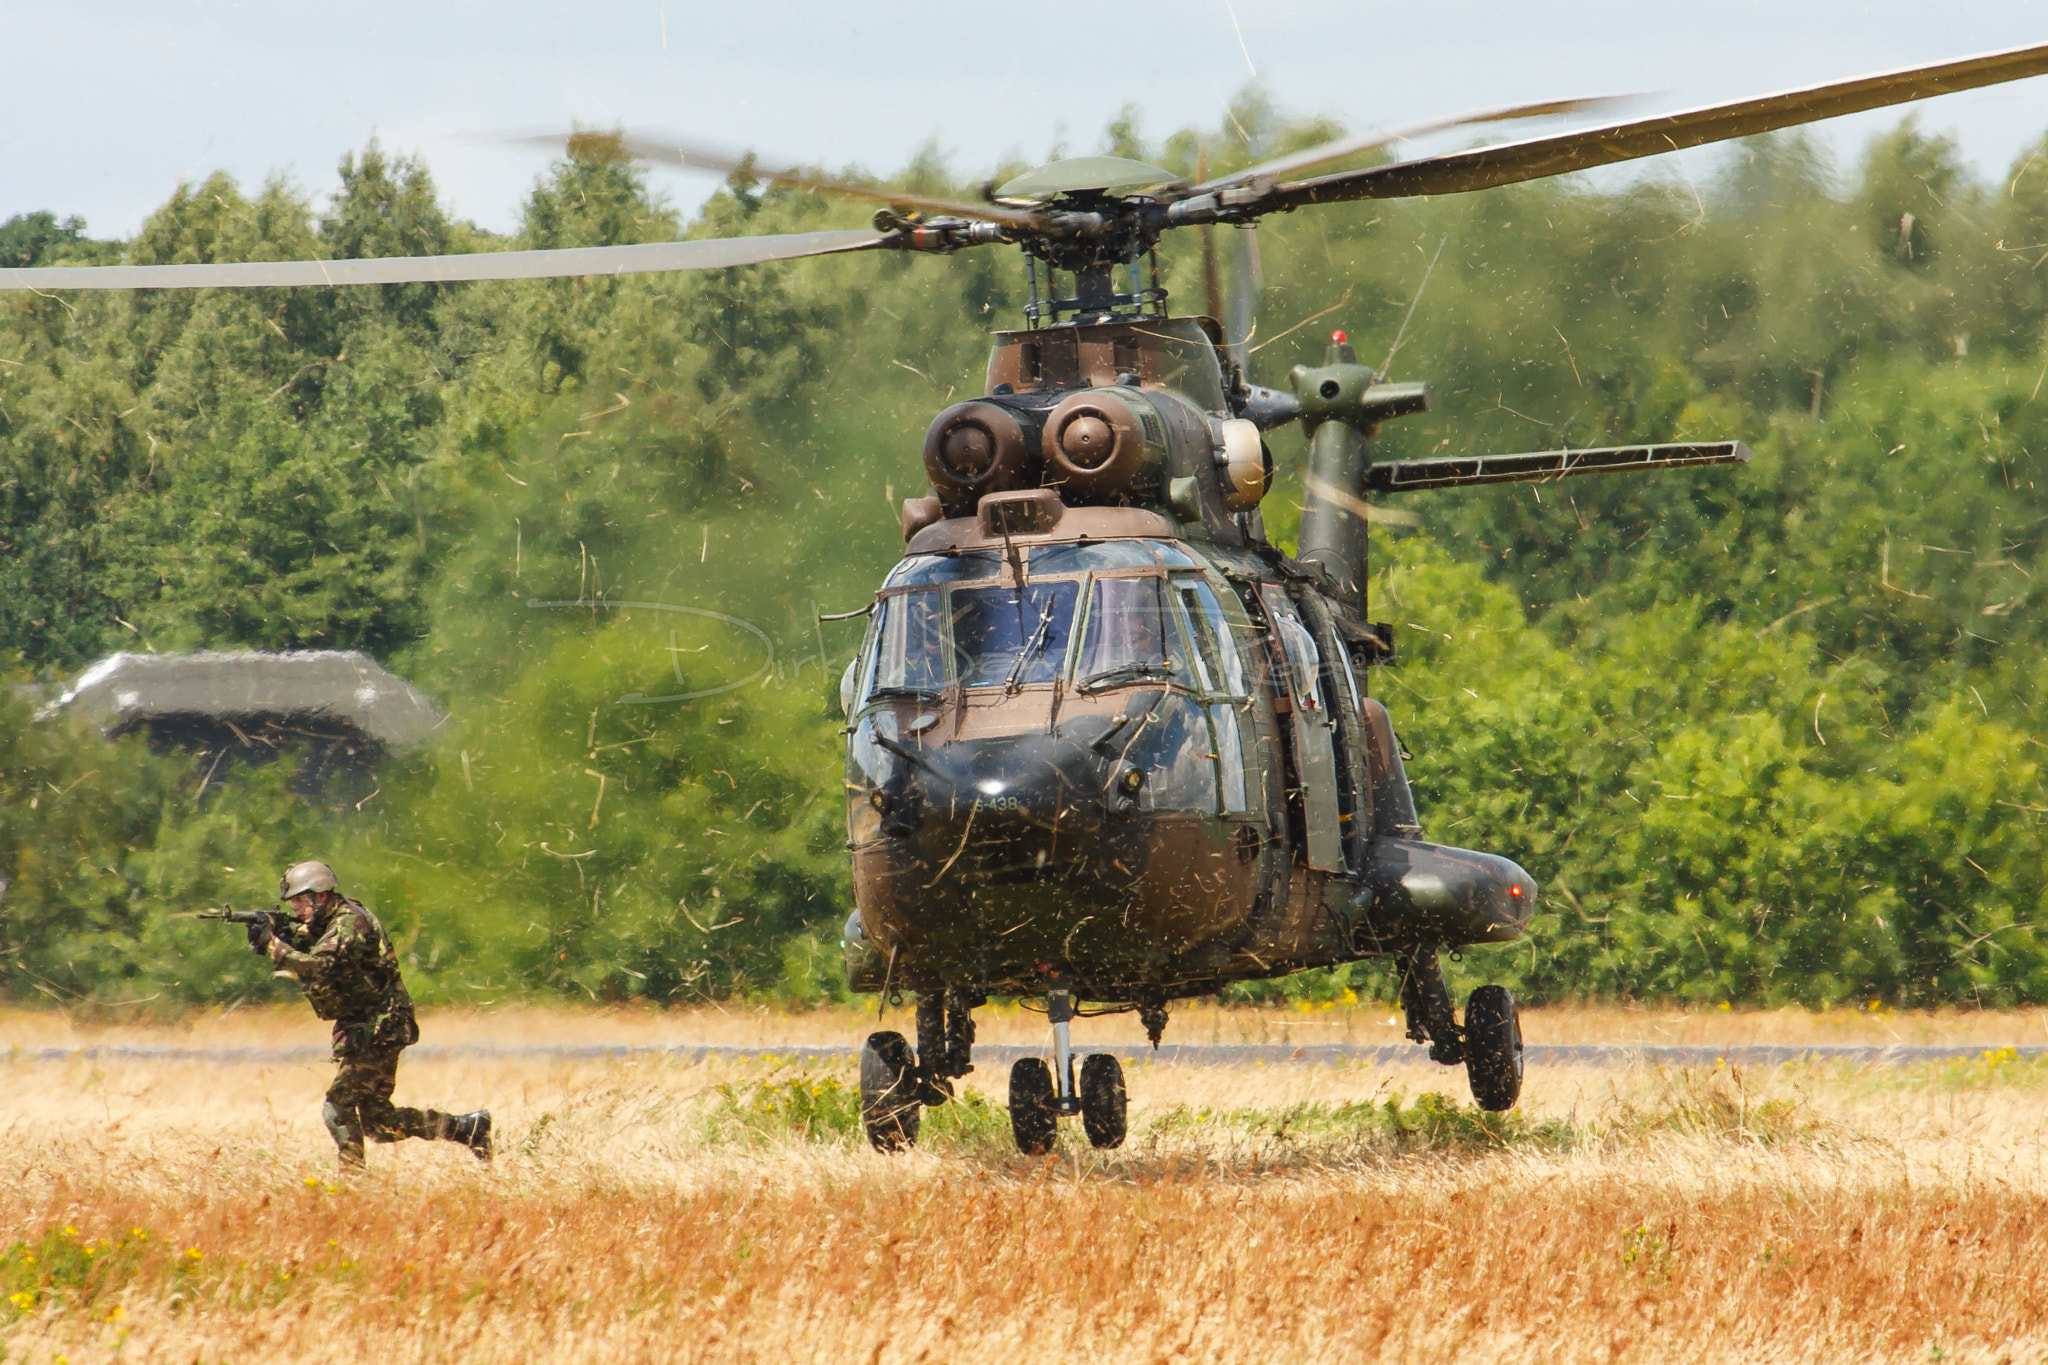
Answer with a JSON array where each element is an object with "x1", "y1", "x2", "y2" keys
[{"x1": 42, "y1": 651, "x2": 443, "y2": 797}]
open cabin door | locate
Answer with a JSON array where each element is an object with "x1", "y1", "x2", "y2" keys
[{"x1": 1257, "y1": 585, "x2": 1345, "y2": 873}]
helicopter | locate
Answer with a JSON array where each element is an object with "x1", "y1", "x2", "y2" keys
[{"x1": 9, "y1": 39, "x2": 2048, "y2": 1155}]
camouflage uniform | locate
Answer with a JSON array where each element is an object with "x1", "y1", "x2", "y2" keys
[{"x1": 268, "y1": 896, "x2": 457, "y2": 1162}]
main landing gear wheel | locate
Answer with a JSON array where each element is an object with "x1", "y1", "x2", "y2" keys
[
  {"x1": 1008, "y1": 1056, "x2": 1058, "y2": 1156},
  {"x1": 1463, "y1": 985, "x2": 1524, "y2": 1112},
  {"x1": 1079, "y1": 1053, "x2": 1127, "y2": 1149},
  {"x1": 860, "y1": 1031, "x2": 922, "y2": 1152}
]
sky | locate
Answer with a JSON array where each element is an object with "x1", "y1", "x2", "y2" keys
[{"x1": 6, "y1": 1, "x2": 2048, "y2": 239}]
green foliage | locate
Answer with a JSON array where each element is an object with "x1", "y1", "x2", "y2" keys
[
  {"x1": 3, "y1": 1225, "x2": 160, "y2": 1319},
  {"x1": 706, "y1": 1072, "x2": 1012, "y2": 1153},
  {"x1": 9, "y1": 101, "x2": 2048, "y2": 1007},
  {"x1": 1152, "y1": 1091, "x2": 1575, "y2": 1152},
  {"x1": 709, "y1": 1073, "x2": 861, "y2": 1144},
  {"x1": 0, "y1": 211, "x2": 117, "y2": 269},
  {"x1": 1607, "y1": 1066, "x2": 1813, "y2": 1144}
]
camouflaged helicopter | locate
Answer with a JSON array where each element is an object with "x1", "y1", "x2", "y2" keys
[{"x1": 10, "y1": 38, "x2": 2048, "y2": 1155}]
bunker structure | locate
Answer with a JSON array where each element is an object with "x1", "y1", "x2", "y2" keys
[{"x1": 40, "y1": 651, "x2": 443, "y2": 799}]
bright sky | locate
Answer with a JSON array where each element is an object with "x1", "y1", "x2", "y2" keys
[{"x1": 6, "y1": 1, "x2": 2048, "y2": 239}]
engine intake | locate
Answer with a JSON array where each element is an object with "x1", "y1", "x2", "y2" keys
[
  {"x1": 1041, "y1": 390, "x2": 1157, "y2": 498},
  {"x1": 923, "y1": 401, "x2": 1036, "y2": 513}
]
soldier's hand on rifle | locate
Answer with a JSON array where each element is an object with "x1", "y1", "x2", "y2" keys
[{"x1": 245, "y1": 911, "x2": 276, "y2": 954}]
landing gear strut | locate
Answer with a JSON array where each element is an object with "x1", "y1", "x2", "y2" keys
[
  {"x1": 1397, "y1": 944, "x2": 1464, "y2": 1065},
  {"x1": 1006, "y1": 984, "x2": 1128, "y2": 1154},
  {"x1": 860, "y1": 988, "x2": 983, "y2": 1153},
  {"x1": 1397, "y1": 944, "x2": 1525, "y2": 1112}
]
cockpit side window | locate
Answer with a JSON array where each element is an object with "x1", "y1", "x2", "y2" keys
[
  {"x1": 1274, "y1": 616, "x2": 1330, "y2": 720},
  {"x1": 1077, "y1": 574, "x2": 1192, "y2": 690},
  {"x1": 870, "y1": 592, "x2": 949, "y2": 699},
  {"x1": 1174, "y1": 578, "x2": 1245, "y2": 697}
]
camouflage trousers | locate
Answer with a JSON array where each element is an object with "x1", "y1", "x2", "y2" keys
[{"x1": 324, "y1": 1046, "x2": 452, "y2": 1157}]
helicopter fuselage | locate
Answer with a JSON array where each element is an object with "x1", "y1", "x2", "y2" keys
[{"x1": 839, "y1": 317, "x2": 1535, "y2": 1006}]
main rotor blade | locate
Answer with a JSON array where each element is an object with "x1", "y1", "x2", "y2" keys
[
  {"x1": 1274, "y1": 40, "x2": 2048, "y2": 207},
  {"x1": 0, "y1": 229, "x2": 889, "y2": 291},
  {"x1": 1190, "y1": 94, "x2": 1636, "y2": 193},
  {"x1": 510, "y1": 131, "x2": 1041, "y2": 228}
]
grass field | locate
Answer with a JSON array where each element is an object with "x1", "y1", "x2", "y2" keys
[{"x1": 9, "y1": 1004, "x2": 2048, "y2": 1363}]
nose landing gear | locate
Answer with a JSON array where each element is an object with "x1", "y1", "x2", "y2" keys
[
  {"x1": 1078, "y1": 1053, "x2": 1128, "y2": 1148},
  {"x1": 1007, "y1": 1056, "x2": 1058, "y2": 1155},
  {"x1": 859, "y1": 1031, "x2": 922, "y2": 1152},
  {"x1": 1006, "y1": 985, "x2": 1128, "y2": 1154}
]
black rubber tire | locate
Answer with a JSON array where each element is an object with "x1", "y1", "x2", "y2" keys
[
  {"x1": 1008, "y1": 1056, "x2": 1059, "y2": 1156},
  {"x1": 860, "y1": 1031, "x2": 922, "y2": 1152},
  {"x1": 1078, "y1": 1053, "x2": 1128, "y2": 1149},
  {"x1": 1463, "y1": 985, "x2": 1524, "y2": 1112}
]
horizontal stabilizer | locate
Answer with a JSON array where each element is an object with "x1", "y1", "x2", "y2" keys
[{"x1": 1364, "y1": 440, "x2": 1749, "y2": 492}]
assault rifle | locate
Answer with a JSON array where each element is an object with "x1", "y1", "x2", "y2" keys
[{"x1": 195, "y1": 904, "x2": 288, "y2": 941}]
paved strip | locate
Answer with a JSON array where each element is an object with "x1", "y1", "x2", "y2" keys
[{"x1": 12, "y1": 1041, "x2": 2046, "y2": 1068}]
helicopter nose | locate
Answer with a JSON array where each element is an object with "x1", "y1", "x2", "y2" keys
[
  {"x1": 1363, "y1": 836, "x2": 1539, "y2": 945},
  {"x1": 917, "y1": 734, "x2": 1102, "y2": 835}
]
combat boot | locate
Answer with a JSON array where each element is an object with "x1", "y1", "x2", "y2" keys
[
  {"x1": 323, "y1": 1101, "x2": 367, "y2": 1170},
  {"x1": 447, "y1": 1110, "x2": 492, "y2": 1162}
]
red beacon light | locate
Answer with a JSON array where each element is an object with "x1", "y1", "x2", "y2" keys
[{"x1": 1331, "y1": 329, "x2": 1347, "y2": 343}]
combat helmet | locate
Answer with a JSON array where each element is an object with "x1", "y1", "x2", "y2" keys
[{"x1": 280, "y1": 860, "x2": 340, "y2": 900}]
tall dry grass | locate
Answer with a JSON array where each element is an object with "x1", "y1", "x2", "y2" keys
[
  {"x1": 11, "y1": 997, "x2": 2047, "y2": 1054},
  {"x1": 8, "y1": 1015, "x2": 2048, "y2": 1363}
]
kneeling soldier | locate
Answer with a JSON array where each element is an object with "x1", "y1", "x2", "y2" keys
[{"x1": 250, "y1": 860, "x2": 491, "y2": 1169}]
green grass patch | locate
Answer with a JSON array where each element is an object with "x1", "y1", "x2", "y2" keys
[
  {"x1": 1609, "y1": 1066, "x2": 1820, "y2": 1145},
  {"x1": 4, "y1": 1224, "x2": 171, "y2": 1320},
  {"x1": 705, "y1": 1071, "x2": 1023, "y2": 1154},
  {"x1": 708, "y1": 1074, "x2": 862, "y2": 1145},
  {"x1": 916, "y1": 1087, "x2": 1016, "y2": 1154},
  {"x1": 1915, "y1": 1046, "x2": 2048, "y2": 1092},
  {"x1": 1148, "y1": 1091, "x2": 1578, "y2": 1154}
]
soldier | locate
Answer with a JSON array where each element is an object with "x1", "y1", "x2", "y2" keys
[{"x1": 248, "y1": 860, "x2": 491, "y2": 1169}]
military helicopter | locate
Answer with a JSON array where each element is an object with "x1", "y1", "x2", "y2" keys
[{"x1": 10, "y1": 40, "x2": 2048, "y2": 1154}]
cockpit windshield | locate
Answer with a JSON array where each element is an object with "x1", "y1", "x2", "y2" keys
[
  {"x1": 949, "y1": 582, "x2": 1079, "y2": 688},
  {"x1": 871, "y1": 582, "x2": 1080, "y2": 695},
  {"x1": 1077, "y1": 576, "x2": 1192, "y2": 690},
  {"x1": 863, "y1": 541, "x2": 1217, "y2": 704}
]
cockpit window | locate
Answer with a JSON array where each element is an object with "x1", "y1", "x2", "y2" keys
[
  {"x1": 1175, "y1": 578, "x2": 1245, "y2": 696},
  {"x1": 1077, "y1": 575, "x2": 1192, "y2": 690},
  {"x1": 949, "y1": 582, "x2": 1079, "y2": 688},
  {"x1": 1274, "y1": 616, "x2": 1330, "y2": 719},
  {"x1": 866, "y1": 582, "x2": 1080, "y2": 699},
  {"x1": 1027, "y1": 540, "x2": 1158, "y2": 575},
  {"x1": 860, "y1": 544, "x2": 1225, "y2": 704},
  {"x1": 870, "y1": 592, "x2": 949, "y2": 698},
  {"x1": 885, "y1": 551, "x2": 1004, "y2": 587}
]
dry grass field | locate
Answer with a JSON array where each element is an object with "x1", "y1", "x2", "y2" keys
[{"x1": 8, "y1": 1003, "x2": 2048, "y2": 1363}]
